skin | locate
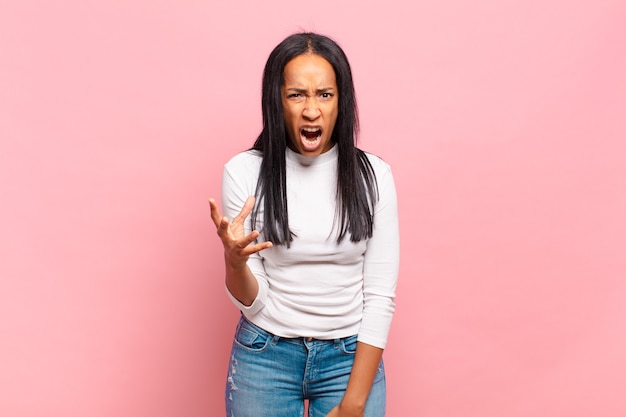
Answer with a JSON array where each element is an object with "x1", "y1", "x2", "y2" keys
[
  {"x1": 208, "y1": 196, "x2": 270, "y2": 307},
  {"x1": 209, "y1": 53, "x2": 383, "y2": 417},
  {"x1": 282, "y1": 53, "x2": 338, "y2": 156}
]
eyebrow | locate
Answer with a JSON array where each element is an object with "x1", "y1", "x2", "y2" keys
[{"x1": 285, "y1": 87, "x2": 335, "y2": 94}]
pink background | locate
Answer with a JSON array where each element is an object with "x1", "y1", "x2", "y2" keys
[{"x1": 1, "y1": 1, "x2": 625, "y2": 416}]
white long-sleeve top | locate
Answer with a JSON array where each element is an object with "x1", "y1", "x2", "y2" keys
[{"x1": 221, "y1": 145, "x2": 399, "y2": 349}]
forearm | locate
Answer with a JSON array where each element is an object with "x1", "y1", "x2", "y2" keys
[
  {"x1": 225, "y1": 262, "x2": 259, "y2": 307},
  {"x1": 340, "y1": 342, "x2": 384, "y2": 413}
]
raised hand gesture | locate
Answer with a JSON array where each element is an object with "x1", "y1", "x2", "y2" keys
[
  {"x1": 208, "y1": 196, "x2": 272, "y2": 306},
  {"x1": 209, "y1": 196, "x2": 272, "y2": 268}
]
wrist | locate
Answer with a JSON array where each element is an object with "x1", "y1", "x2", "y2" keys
[
  {"x1": 339, "y1": 396, "x2": 366, "y2": 414},
  {"x1": 224, "y1": 256, "x2": 248, "y2": 272}
]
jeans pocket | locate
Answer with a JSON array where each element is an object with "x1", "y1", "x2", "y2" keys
[
  {"x1": 340, "y1": 335, "x2": 358, "y2": 355},
  {"x1": 234, "y1": 318, "x2": 271, "y2": 352}
]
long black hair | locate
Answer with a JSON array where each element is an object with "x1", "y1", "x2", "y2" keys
[{"x1": 251, "y1": 32, "x2": 378, "y2": 247}]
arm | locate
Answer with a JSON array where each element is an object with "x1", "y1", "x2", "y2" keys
[
  {"x1": 327, "y1": 342, "x2": 384, "y2": 417},
  {"x1": 358, "y1": 162, "x2": 400, "y2": 347},
  {"x1": 328, "y1": 160, "x2": 400, "y2": 417},
  {"x1": 212, "y1": 154, "x2": 273, "y2": 310},
  {"x1": 209, "y1": 196, "x2": 272, "y2": 306}
]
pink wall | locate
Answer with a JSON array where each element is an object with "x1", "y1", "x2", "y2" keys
[{"x1": 1, "y1": 1, "x2": 625, "y2": 416}]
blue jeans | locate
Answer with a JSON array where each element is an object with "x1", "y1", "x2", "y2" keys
[{"x1": 225, "y1": 315, "x2": 386, "y2": 417}]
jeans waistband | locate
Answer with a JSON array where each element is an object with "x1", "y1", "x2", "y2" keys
[{"x1": 238, "y1": 314, "x2": 356, "y2": 346}]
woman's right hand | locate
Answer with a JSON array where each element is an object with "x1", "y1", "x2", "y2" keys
[{"x1": 208, "y1": 196, "x2": 272, "y2": 270}]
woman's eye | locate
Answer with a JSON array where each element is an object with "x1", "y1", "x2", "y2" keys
[{"x1": 320, "y1": 93, "x2": 333, "y2": 99}]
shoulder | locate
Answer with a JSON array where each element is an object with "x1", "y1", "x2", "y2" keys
[
  {"x1": 222, "y1": 149, "x2": 263, "y2": 190},
  {"x1": 360, "y1": 149, "x2": 393, "y2": 176},
  {"x1": 224, "y1": 149, "x2": 263, "y2": 174}
]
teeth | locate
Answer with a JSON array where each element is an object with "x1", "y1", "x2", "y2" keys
[{"x1": 302, "y1": 127, "x2": 320, "y2": 132}]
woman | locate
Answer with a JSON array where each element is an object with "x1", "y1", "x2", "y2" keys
[{"x1": 209, "y1": 32, "x2": 399, "y2": 417}]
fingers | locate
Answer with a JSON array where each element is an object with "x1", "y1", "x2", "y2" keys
[
  {"x1": 209, "y1": 196, "x2": 272, "y2": 254},
  {"x1": 209, "y1": 196, "x2": 256, "y2": 227},
  {"x1": 209, "y1": 199, "x2": 234, "y2": 242},
  {"x1": 208, "y1": 198, "x2": 224, "y2": 228},
  {"x1": 236, "y1": 230, "x2": 273, "y2": 253},
  {"x1": 216, "y1": 215, "x2": 231, "y2": 238},
  {"x1": 232, "y1": 195, "x2": 256, "y2": 225},
  {"x1": 223, "y1": 233, "x2": 272, "y2": 268},
  {"x1": 236, "y1": 240, "x2": 273, "y2": 256}
]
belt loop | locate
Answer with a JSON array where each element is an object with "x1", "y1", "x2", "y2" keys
[
  {"x1": 333, "y1": 338, "x2": 341, "y2": 349},
  {"x1": 271, "y1": 335, "x2": 280, "y2": 346}
]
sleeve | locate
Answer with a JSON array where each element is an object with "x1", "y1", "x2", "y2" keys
[
  {"x1": 221, "y1": 156, "x2": 270, "y2": 315},
  {"x1": 357, "y1": 161, "x2": 400, "y2": 349}
]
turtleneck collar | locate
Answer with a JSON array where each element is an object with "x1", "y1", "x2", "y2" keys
[{"x1": 285, "y1": 144, "x2": 338, "y2": 167}]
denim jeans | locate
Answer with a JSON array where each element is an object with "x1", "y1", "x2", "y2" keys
[{"x1": 225, "y1": 315, "x2": 386, "y2": 417}]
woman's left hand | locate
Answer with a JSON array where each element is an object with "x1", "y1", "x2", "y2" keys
[{"x1": 325, "y1": 404, "x2": 363, "y2": 417}]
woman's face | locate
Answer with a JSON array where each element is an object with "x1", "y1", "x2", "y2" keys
[{"x1": 281, "y1": 53, "x2": 338, "y2": 156}]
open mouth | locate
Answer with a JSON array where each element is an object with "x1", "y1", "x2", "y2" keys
[{"x1": 301, "y1": 127, "x2": 322, "y2": 145}]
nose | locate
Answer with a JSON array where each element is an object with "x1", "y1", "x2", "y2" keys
[{"x1": 302, "y1": 98, "x2": 320, "y2": 120}]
